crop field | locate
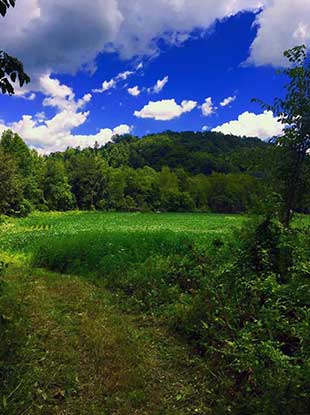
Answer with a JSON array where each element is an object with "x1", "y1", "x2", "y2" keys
[
  {"x1": 0, "y1": 212, "x2": 247, "y2": 301},
  {"x1": 0, "y1": 211, "x2": 246, "y2": 252},
  {"x1": 1, "y1": 212, "x2": 308, "y2": 280}
]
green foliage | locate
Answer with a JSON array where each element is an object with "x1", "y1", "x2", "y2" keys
[
  {"x1": 0, "y1": 130, "x2": 33, "y2": 175},
  {"x1": 1, "y1": 121, "x2": 309, "y2": 217},
  {"x1": 168, "y1": 220, "x2": 310, "y2": 414},
  {"x1": 0, "y1": 152, "x2": 25, "y2": 215},
  {"x1": 253, "y1": 45, "x2": 310, "y2": 226},
  {"x1": 0, "y1": 51, "x2": 30, "y2": 95},
  {"x1": 1, "y1": 212, "x2": 309, "y2": 414},
  {"x1": 66, "y1": 150, "x2": 107, "y2": 210},
  {"x1": 43, "y1": 159, "x2": 75, "y2": 210}
]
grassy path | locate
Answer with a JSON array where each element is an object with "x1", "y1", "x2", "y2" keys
[{"x1": 1, "y1": 264, "x2": 209, "y2": 414}]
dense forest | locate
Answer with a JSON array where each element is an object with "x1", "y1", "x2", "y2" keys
[{"x1": 1, "y1": 129, "x2": 309, "y2": 216}]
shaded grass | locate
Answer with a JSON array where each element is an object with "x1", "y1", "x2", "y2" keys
[{"x1": 0, "y1": 264, "x2": 210, "y2": 414}]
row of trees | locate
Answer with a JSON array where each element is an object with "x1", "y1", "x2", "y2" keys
[{"x1": 0, "y1": 130, "x2": 271, "y2": 215}]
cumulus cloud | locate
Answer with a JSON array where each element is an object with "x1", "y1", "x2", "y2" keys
[
  {"x1": 212, "y1": 110, "x2": 283, "y2": 139},
  {"x1": 36, "y1": 74, "x2": 92, "y2": 113},
  {"x1": 201, "y1": 97, "x2": 215, "y2": 116},
  {"x1": 220, "y1": 95, "x2": 236, "y2": 107},
  {"x1": 0, "y1": 74, "x2": 132, "y2": 153},
  {"x1": 128, "y1": 86, "x2": 141, "y2": 96},
  {"x1": 113, "y1": 124, "x2": 132, "y2": 135},
  {"x1": 148, "y1": 76, "x2": 169, "y2": 94},
  {"x1": 0, "y1": 0, "x2": 123, "y2": 78},
  {"x1": 0, "y1": 114, "x2": 132, "y2": 154},
  {"x1": 248, "y1": 0, "x2": 310, "y2": 66},
  {"x1": 134, "y1": 99, "x2": 197, "y2": 121},
  {"x1": 3, "y1": 0, "x2": 305, "y2": 83}
]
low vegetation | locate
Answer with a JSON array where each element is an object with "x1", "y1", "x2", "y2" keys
[{"x1": 1, "y1": 212, "x2": 309, "y2": 413}]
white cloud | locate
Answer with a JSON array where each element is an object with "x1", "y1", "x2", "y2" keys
[
  {"x1": 202, "y1": 126, "x2": 209, "y2": 132},
  {"x1": 2, "y1": 0, "x2": 296, "y2": 83},
  {"x1": 220, "y1": 95, "x2": 236, "y2": 107},
  {"x1": 0, "y1": 74, "x2": 132, "y2": 153},
  {"x1": 212, "y1": 110, "x2": 283, "y2": 139},
  {"x1": 201, "y1": 97, "x2": 215, "y2": 116},
  {"x1": 134, "y1": 99, "x2": 197, "y2": 121},
  {"x1": 92, "y1": 79, "x2": 116, "y2": 93},
  {"x1": 13, "y1": 89, "x2": 36, "y2": 101},
  {"x1": 116, "y1": 70, "x2": 134, "y2": 81},
  {"x1": 248, "y1": 0, "x2": 310, "y2": 66},
  {"x1": 0, "y1": 114, "x2": 132, "y2": 154},
  {"x1": 148, "y1": 76, "x2": 169, "y2": 94},
  {"x1": 35, "y1": 112, "x2": 46, "y2": 122},
  {"x1": 36, "y1": 74, "x2": 92, "y2": 113},
  {"x1": 128, "y1": 86, "x2": 141, "y2": 96},
  {"x1": 113, "y1": 124, "x2": 133, "y2": 135},
  {"x1": 92, "y1": 67, "x2": 140, "y2": 94}
]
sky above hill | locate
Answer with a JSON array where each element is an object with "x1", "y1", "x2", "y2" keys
[{"x1": 0, "y1": 0, "x2": 309, "y2": 153}]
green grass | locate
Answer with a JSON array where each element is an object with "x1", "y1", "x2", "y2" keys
[
  {"x1": 1, "y1": 265, "x2": 210, "y2": 414},
  {"x1": 0, "y1": 211, "x2": 246, "y2": 255},
  {"x1": 1, "y1": 212, "x2": 247, "y2": 312},
  {"x1": 0, "y1": 212, "x2": 245, "y2": 414},
  {"x1": 1, "y1": 212, "x2": 309, "y2": 414}
]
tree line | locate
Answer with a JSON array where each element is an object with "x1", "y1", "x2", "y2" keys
[{"x1": 0, "y1": 128, "x2": 309, "y2": 216}]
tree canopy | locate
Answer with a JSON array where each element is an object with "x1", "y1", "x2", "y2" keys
[
  {"x1": 254, "y1": 45, "x2": 310, "y2": 226},
  {"x1": 0, "y1": 128, "x2": 309, "y2": 216}
]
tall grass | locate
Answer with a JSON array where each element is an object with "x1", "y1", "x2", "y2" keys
[{"x1": 32, "y1": 230, "x2": 191, "y2": 275}]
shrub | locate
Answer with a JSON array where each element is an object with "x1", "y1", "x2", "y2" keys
[{"x1": 168, "y1": 219, "x2": 310, "y2": 414}]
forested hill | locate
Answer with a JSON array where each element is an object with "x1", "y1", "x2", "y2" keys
[
  {"x1": 99, "y1": 130, "x2": 269, "y2": 174},
  {"x1": 1, "y1": 128, "x2": 308, "y2": 216}
]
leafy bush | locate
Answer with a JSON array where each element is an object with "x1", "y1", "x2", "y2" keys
[{"x1": 168, "y1": 219, "x2": 310, "y2": 414}]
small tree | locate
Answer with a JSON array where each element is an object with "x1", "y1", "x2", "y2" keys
[{"x1": 254, "y1": 45, "x2": 310, "y2": 227}]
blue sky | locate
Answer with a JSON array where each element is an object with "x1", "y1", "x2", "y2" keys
[{"x1": 0, "y1": 0, "x2": 309, "y2": 153}]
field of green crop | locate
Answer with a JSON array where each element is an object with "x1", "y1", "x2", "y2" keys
[
  {"x1": 0, "y1": 212, "x2": 248, "y2": 310},
  {"x1": 1, "y1": 211, "x2": 308, "y2": 272},
  {"x1": 0, "y1": 211, "x2": 247, "y2": 254}
]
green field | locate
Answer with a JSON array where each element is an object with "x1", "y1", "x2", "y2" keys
[
  {"x1": 1, "y1": 212, "x2": 309, "y2": 414},
  {"x1": 1, "y1": 212, "x2": 246, "y2": 414},
  {"x1": 0, "y1": 211, "x2": 246, "y2": 252},
  {"x1": 1, "y1": 211, "x2": 308, "y2": 255}
]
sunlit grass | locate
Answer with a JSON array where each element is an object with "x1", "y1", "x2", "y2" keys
[{"x1": 0, "y1": 211, "x2": 247, "y2": 255}]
